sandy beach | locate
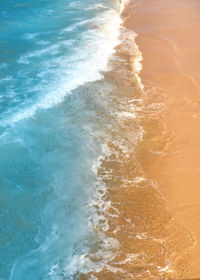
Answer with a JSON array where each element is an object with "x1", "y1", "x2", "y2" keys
[{"x1": 123, "y1": 0, "x2": 200, "y2": 277}]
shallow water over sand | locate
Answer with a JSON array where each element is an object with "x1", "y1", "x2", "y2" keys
[{"x1": 123, "y1": 0, "x2": 200, "y2": 278}]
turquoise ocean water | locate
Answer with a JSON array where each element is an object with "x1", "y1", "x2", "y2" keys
[{"x1": 0, "y1": 1, "x2": 124, "y2": 279}]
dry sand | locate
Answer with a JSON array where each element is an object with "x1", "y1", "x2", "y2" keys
[{"x1": 124, "y1": 0, "x2": 200, "y2": 277}]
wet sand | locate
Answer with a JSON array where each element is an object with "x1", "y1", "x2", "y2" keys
[{"x1": 124, "y1": 0, "x2": 200, "y2": 277}]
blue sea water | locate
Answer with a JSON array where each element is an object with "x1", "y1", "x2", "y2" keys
[{"x1": 0, "y1": 0, "x2": 122, "y2": 279}]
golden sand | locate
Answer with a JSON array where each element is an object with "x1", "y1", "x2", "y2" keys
[
  {"x1": 123, "y1": 0, "x2": 200, "y2": 277},
  {"x1": 80, "y1": 1, "x2": 200, "y2": 278}
]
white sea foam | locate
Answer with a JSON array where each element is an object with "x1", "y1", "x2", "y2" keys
[
  {"x1": 158, "y1": 264, "x2": 174, "y2": 273},
  {"x1": 116, "y1": 111, "x2": 137, "y2": 119},
  {"x1": 59, "y1": 19, "x2": 93, "y2": 33},
  {"x1": 119, "y1": 26, "x2": 144, "y2": 90},
  {"x1": 0, "y1": 76, "x2": 13, "y2": 82},
  {"x1": 84, "y1": 4, "x2": 107, "y2": 11},
  {"x1": 18, "y1": 44, "x2": 59, "y2": 64},
  {"x1": 132, "y1": 38, "x2": 144, "y2": 90},
  {"x1": 24, "y1": 32, "x2": 39, "y2": 40},
  {"x1": 4, "y1": 3, "x2": 124, "y2": 126},
  {"x1": 120, "y1": 0, "x2": 130, "y2": 13},
  {"x1": 36, "y1": 40, "x2": 49, "y2": 46}
]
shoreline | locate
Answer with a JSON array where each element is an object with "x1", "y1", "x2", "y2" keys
[
  {"x1": 86, "y1": 1, "x2": 182, "y2": 278},
  {"x1": 123, "y1": 0, "x2": 200, "y2": 277}
]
